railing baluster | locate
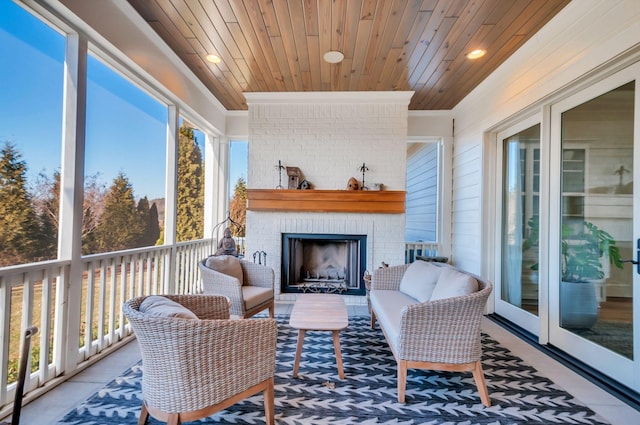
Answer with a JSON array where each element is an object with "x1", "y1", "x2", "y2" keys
[{"x1": 0, "y1": 239, "x2": 212, "y2": 411}]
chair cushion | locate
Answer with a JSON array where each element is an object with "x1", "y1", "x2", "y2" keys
[
  {"x1": 242, "y1": 286, "x2": 273, "y2": 310},
  {"x1": 370, "y1": 290, "x2": 419, "y2": 349},
  {"x1": 138, "y1": 296, "x2": 199, "y2": 319},
  {"x1": 206, "y1": 255, "x2": 244, "y2": 285},
  {"x1": 398, "y1": 261, "x2": 442, "y2": 302},
  {"x1": 430, "y1": 267, "x2": 479, "y2": 301}
]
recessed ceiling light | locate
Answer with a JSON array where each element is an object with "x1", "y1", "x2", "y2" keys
[
  {"x1": 206, "y1": 54, "x2": 221, "y2": 64},
  {"x1": 466, "y1": 49, "x2": 486, "y2": 60},
  {"x1": 323, "y1": 51, "x2": 344, "y2": 64}
]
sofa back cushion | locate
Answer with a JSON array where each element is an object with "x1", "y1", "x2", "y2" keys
[
  {"x1": 430, "y1": 267, "x2": 479, "y2": 301},
  {"x1": 139, "y1": 295, "x2": 199, "y2": 319},
  {"x1": 206, "y1": 255, "x2": 244, "y2": 285},
  {"x1": 399, "y1": 261, "x2": 442, "y2": 302}
]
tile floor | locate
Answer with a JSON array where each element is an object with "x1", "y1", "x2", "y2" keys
[{"x1": 4, "y1": 302, "x2": 640, "y2": 425}]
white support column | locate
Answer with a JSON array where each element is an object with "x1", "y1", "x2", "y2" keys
[
  {"x1": 217, "y1": 138, "x2": 230, "y2": 220},
  {"x1": 204, "y1": 134, "x2": 219, "y2": 245},
  {"x1": 439, "y1": 136, "x2": 453, "y2": 260},
  {"x1": 58, "y1": 33, "x2": 87, "y2": 374},
  {"x1": 164, "y1": 105, "x2": 179, "y2": 292}
]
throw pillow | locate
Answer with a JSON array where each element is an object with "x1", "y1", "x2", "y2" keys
[
  {"x1": 206, "y1": 255, "x2": 244, "y2": 285},
  {"x1": 139, "y1": 296, "x2": 199, "y2": 319},
  {"x1": 430, "y1": 267, "x2": 479, "y2": 301},
  {"x1": 399, "y1": 261, "x2": 442, "y2": 302}
]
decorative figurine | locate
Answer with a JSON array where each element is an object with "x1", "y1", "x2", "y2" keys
[
  {"x1": 215, "y1": 227, "x2": 237, "y2": 256},
  {"x1": 358, "y1": 162, "x2": 369, "y2": 190},
  {"x1": 298, "y1": 179, "x2": 312, "y2": 190},
  {"x1": 346, "y1": 177, "x2": 360, "y2": 190},
  {"x1": 275, "y1": 160, "x2": 285, "y2": 189}
]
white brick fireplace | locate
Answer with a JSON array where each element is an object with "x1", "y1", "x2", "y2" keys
[{"x1": 244, "y1": 92, "x2": 413, "y2": 303}]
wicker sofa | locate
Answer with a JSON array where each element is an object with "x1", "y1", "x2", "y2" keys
[{"x1": 369, "y1": 261, "x2": 493, "y2": 406}]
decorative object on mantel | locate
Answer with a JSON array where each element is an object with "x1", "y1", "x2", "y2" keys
[
  {"x1": 346, "y1": 177, "x2": 360, "y2": 190},
  {"x1": 252, "y1": 250, "x2": 267, "y2": 265},
  {"x1": 358, "y1": 162, "x2": 369, "y2": 190},
  {"x1": 210, "y1": 213, "x2": 244, "y2": 257},
  {"x1": 286, "y1": 166, "x2": 302, "y2": 189},
  {"x1": 275, "y1": 160, "x2": 286, "y2": 189},
  {"x1": 298, "y1": 179, "x2": 312, "y2": 190},
  {"x1": 371, "y1": 183, "x2": 383, "y2": 191}
]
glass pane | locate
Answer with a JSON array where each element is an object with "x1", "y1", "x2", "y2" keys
[
  {"x1": 176, "y1": 118, "x2": 205, "y2": 242},
  {"x1": 502, "y1": 124, "x2": 540, "y2": 315},
  {"x1": 560, "y1": 81, "x2": 634, "y2": 359},
  {"x1": 0, "y1": 0, "x2": 64, "y2": 266},
  {"x1": 84, "y1": 54, "x2": 167, "y2": 254},
  {"x1": 228, "y1": 140, "x2": 248, "y2": 239}
]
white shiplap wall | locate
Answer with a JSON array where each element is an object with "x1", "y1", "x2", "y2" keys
[
  {"x1": 451, "y1": 0, "x2": 640, "y2": 275},
  {"x1": 405, "y1": 142, "x2": 439, "y2": 242}
]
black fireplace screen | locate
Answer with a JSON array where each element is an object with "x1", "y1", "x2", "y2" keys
[{"x1": 281, "y1": 233, "x2": 366, "y2": 295}]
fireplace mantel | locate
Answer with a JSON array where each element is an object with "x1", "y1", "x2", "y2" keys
[{"x1": 247, "y1": 189, "x2": 405, "y2": 213}]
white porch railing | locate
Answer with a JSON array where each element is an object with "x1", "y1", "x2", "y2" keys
[
  {"x1": 404, "y1": 241, "x2": 441, "y2": 263},
  {"x1": 0, "y1": 238, "x2": 212, "y2": 414}
]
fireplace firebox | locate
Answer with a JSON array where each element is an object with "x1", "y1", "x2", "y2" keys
[{"x1": 281, "y1": 233, "x2": 366, "y2": 295}]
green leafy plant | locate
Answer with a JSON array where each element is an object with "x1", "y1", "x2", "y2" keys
[{"x1": 523, "y1": 216, "x2": 624, "y2": 282}]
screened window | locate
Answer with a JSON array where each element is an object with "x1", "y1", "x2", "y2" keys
[
  {"x1": 84, "y1": 53, "x2": 167, "y2": 254},
  {"x1": 0, "y1": 0, "x2": 64, "y2": 266}
]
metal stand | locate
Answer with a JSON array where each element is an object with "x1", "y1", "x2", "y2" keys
[{"x1": 1, "y1": 326, "x2": 38, "y2": 425}]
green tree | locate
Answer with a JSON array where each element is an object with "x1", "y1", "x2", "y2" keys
[
  {"x1": 94, "y1": 172, "x2": 143, "y2": 253},
  {"x1": 33, "y1": 170, "x2": 60, "y2": 259},
  {"x1": 229, "y1": 177, "x2": 246, "y2": 237},
  {"x1": 176, "y1": 124, "x2": 204, "y2": 242},
  {"x1": 0, "y1": 143, "x2": 42, "y2": 266},
  {"x1": 136, "y1": 196, "x2": 160, "y2": 247},
  {"x1": 32, "y1": 171, "x2": 106, "y2": 255}
]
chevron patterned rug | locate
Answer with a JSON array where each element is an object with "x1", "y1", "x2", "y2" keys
[{"x1": 57, "y1": 316, "x2": 609, "y2": 424}]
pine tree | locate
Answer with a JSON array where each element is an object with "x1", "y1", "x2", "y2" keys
[
  {"x1": 176, "y1": 124, "x2": 204, "y2": 242},
  {"x1": 136, "y1": 197, "x2": 160, "y2": 247},
  {"x1": 94, "y1": 172, "x2": 143, "y2": 253},
  {"x1": 0, "y1": 143, "x2": 41, "y2": 266},
  {"x1": 229, "y1": 177, "x2": 246, "y2": 237}
]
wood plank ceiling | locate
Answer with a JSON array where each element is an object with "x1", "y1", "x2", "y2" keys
[{"x1": 127, "y1": 0, "x2": 570, "y2": 111}]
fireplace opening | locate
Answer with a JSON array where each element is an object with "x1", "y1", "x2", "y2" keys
[{"x1": 281, "y1": 233, "x2": 366, "y2": 295}]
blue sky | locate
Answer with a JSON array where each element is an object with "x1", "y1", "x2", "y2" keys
[{"x1": 0, "y1": 0, "x2": 246, "y2": 201}]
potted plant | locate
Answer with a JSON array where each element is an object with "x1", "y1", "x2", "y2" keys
[{"x1": 524, "y1": 216, "x2": 624, "y2": 328}]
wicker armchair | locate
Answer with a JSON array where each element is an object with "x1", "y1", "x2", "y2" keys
[
  {"x1": 370, "y1": 264, "x2": 493, "y2": 406},
  {"x1": 123, "y1": 294, "x2": 277, "y2": 425},
  {"x1": 199, "y1": 257, "x2": 275, "y2": 318}
]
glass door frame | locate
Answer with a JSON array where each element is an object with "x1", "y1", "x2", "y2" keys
[
  {"x1": 493, "y1": 113, "x2": 546, "y2": 336},
  {"x1": 548, "y1": 61, "x2": 640, "y2": 390}
]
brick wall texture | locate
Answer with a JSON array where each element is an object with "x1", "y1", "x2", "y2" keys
[{"x1": 246, "y1": 100, "x2": 408, "y2": 301}]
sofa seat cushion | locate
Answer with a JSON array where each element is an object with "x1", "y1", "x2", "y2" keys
[
  {"x1": 370, "y1": 290, "x2": 419, "y2": 349},
  {"x1": 206, "y1": 255, "x2": 244, "y2": 285},
  {"x1": 242, "y1": 285, "x2": 273, "y2": 310},
  {"x1": 430, "y1": 267, "x2": 479, "y2": 301},
  {"x1": 398, "y1": 261, "x2": 442, "y2": 302},
  {"x1": 139, "y1": 295, "x2": 199, "y2": 320}
]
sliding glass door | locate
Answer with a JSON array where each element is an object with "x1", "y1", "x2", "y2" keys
[
  {"x1": 495, "y1": 118, "x2": 541, "y2": 334},
  {"x1": 495, "y1": 62, "x2": 640, "y2": 392},
  {"x1": 548, "y1": 65, "x2": 639, "y2": 390}
]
